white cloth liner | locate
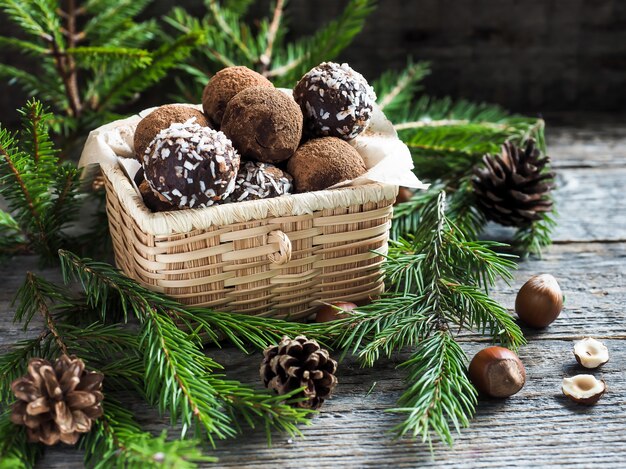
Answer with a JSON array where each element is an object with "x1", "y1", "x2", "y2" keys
[{"x1": 79, "y1": 94, "x2": 427, "y2": 236}]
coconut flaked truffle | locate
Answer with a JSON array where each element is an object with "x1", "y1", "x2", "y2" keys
[
  {"x1": 286, "y1": 137, "x2": 367, "y2": 193},
  {"x1": 221, "y1": 87, "x2": 303, "y2": 164},
  {"x1": 138, "y1": 179, "x2": 177, "y2": 212},
  {"x1": 202, "y1": 66, "x2": 273, "y2": 127},
  {"x1": 225, "y1": 161, "x2": 293, "y2": 202},
  {"x1": 143, "y1": 120, "x2": 240, "y2": 209},
  {"x1": 134, "y1": 105, "x2": 210, "y2": 160},
  {"x1": 294, "y1": 62, "x2": 376, "y2": 141}
]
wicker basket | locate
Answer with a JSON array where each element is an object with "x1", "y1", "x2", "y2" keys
[{"x1": 101, "y1": 162, "x2": 397, "y2": 320}]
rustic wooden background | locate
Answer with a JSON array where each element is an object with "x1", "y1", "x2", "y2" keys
[{"x1": 1, "y1": 119, "x2": 625, "y2": 467}]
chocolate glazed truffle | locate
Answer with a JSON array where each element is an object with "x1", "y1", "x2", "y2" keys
[
  {"x1": 202, "y1": 66, "x2": 273, "y2": 127},
  {"x1": 294, "y1": 62, "x2": 376, "y2": 140},
  {"x1": 134, "y1": 104, "x2": 210, "y2": 160},
  {"x1": 226, "y1": 161, "x2": 293, "y2": 202},
  {"x1": 143, "y1": 121, "x2": 240, "y2": 209},
  {"x1": 286, "y1": 137, "x2": 367, "y2": 193},
  {"x1": 221, "y1": 87, "x2": 303, "y2": 164}
]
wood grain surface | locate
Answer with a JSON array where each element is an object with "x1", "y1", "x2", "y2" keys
[{"x1": 1, "y1": 124, "x2": 625, "y2": 467}]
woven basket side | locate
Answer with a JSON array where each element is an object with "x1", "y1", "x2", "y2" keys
[{"x1": 103, "y1": 168, "x2": 396, "y2": 320}]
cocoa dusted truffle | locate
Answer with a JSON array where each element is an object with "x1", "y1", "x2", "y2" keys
[
  {"x1": 226, "y1": 161, "x2": 293, "y2": 202},
  {"x1": 138, "y1": 179, "x2": 176, "y2": 212},
  {"x1": 202, "y1": 66, "x2": 273, "y2": 127},
  {"x1": 286, "y1": 137, "x2": 367, "y2": 193},
  {"x1": 143, "y1": 120, "x2": 240, "y2": 209},
  {"x1": 221, "y1": 87, "x2": 303, "y2": 164},
  {"x1": 294, "y1": 62, "x2": 376, "y2": 140},
  {"x1": 134, "y1": 104, "x2": 210, "y2": 160}
]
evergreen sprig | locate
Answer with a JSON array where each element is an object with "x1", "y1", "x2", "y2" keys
[
  {"x1": 57, "y1": 250, "x2": 314, "y2": 443},
  {"x1": 0, "y1": 411, "x2": 42, "y2": 469},
  {"x1": 320, "y1": 192, "x2": 524, "y2": 444},
  {"x1": 82, "y1": 400, "x2": 215, "y2": 469},
  {"x1": 0, "y1": 0, "x2": 203, "y2": 141},
  {"x1": 0, "y1": 100, "x2": 81, "y2": 263},
  {"x1": 375, "y1": 61, "x2": 554, "y2": 255},
  {"x1": 165, "y1": 0, "x2": 375, "y2": 100}
]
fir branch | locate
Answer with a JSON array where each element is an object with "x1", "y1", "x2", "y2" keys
[
  {"x1": 375, "y1": 61, "x2": 431, "y2": 115},
  {"x1": 268, "y1": 0, "x2": 375, "y2": 85},
  {"x1": 388, "y1": 330, "x2": 476, "y2": 445},
  {"x1": 58, "y1": 250, "x2": 314, "y2": 442},
  {"x1": 81, "y1": 399, "x2": 214, "y2": 468},
  {"x1": 0, "y1": 411, "x2": 42, "y2": 469},
  {"x1": 259, "y1": 0, "x2": 285, "y2": 72},
  {"x1": 95, "y1": 30, "x2": 204, "y2": 112},
  {"x1": 0, "y1": 332, "x2": 53, "y2": 404},
  {"x1": 0, "y1": 211, "x2": 27, "y2": 257}
]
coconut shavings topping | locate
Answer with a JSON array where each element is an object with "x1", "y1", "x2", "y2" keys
[
  {"x1": 294, "y1": 62, "x2": 376, "y2": 140},
  {"x1": 142, "y1": 119, "x2": 240, "y2": 209},
  {"x1": 224, "y1": 161, "x2": 293, "y2": 202}
]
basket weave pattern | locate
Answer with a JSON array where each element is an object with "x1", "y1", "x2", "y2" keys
[{"x1": 103, "y1": 166, "x2": 396, "y2": 320}]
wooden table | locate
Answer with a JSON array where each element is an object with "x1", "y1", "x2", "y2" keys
[{"x1": 1, "y1": 121, "x2": 625, "y2": 467}]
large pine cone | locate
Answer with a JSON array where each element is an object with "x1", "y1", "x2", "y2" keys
[
  {"x1": 472, "y1": 139, "x2": 555, "y2": 227},
  {"x1": 10, "y1": 356, "x2": 104, "y2": 446},
  {"x1": 260, "y1": 336, "x2": 337, "y2": 410}
]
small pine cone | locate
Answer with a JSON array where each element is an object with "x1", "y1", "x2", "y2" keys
[
  {"x1": 10, "y1": 355, "x2": 104, "y2": 446},
  {"x1": 472, "y1": 139, "x2": 555, "y2": 227},
  {"x1": 260, "y1": 336, "x2": 338, "y2": 410}
]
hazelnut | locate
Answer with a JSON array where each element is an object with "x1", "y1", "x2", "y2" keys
[
  {"x1": 515, "y1": 274, "x2": 563, "y2": 328},
  {"x1": 573, "y1": 338, "x2": 609, "y2": 369},
  {"x1": 394, "y1": 187, "x2": 414, "y2": 205},
  {"x1": 315, "y1": 301, "x2": 357, "y2": 323},
  {"x1": 562, "y1": 374, "x2": 606, "y2": 405},
  {"x1": 468, "y1": 346, "x2": 526, "y2": 398}
]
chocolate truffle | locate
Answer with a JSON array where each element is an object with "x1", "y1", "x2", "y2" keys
[
  {"x1": 138, "y1": 179, "x2": 176, "y2": 212},
  {"x1": 221, "y1": 87, "x2": 303, "y2": 164},
  {"x1": 225, "y1": 161, "x2": 293, "y2": 202},
  {"x1": 286, "y1": 137, "x2": 367, "y2": 193},
  {"x1": 134, "y1": 105, "x2": 210, "y2": 160},
  {"x1": 143, "y1": 121, "x2": 240, "y2": 209},
  {"x1": 294, "y1": 62, "x2": 376, "y2": 140},
  {"x1": 202, "y1": 66, "x2": 273, "y2": 127}
]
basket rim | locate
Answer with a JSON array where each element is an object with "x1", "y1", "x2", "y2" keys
[{"x1": 102, "y1": 163, "x2": 398, "y2": 237}]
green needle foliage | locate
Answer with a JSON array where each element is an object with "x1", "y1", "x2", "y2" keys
[
  {"x1": 323, "y1": 192, "x2": 524, "y2": 444},
  {"x1": 0, "y1": 100, "x2": 81, "y2": 264},
  {"x1": 165, "y1": 0, "x2": 375, "y2": 100},
  {"x1": 375, "y1": 62, "x2": 554, "y2": 255},
  {"x1": 0, "y1": 412, "x2": 42, "y2": 469},
  {"x1": 82, "y1": 399, "x2": 215, "y2": 468},
  {"x1": 57, "y1": 250, "x2": 313, "y2": 444},
  {"x1": 0, "y1": 0, "x2": 203, "y2": 143}
]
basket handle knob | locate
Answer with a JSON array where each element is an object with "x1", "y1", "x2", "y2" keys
[{"x1": 267, "y1": 230, "x2": 292, "y2": 265}]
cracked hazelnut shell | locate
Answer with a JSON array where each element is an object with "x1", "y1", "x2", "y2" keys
[
  {"x1": 562, "y1": 374, "x2": 606, "y2": 405},
  {"x1": 315, "y1": 301, "x2": 357, "y2": 323},
  {"x1": 573, "y1": 338, "x2": 609, "y2": 369},
  {"x1": 515, "y1": 274, "x2": 563, "y2": 328},
  {"x1": 469, "y1": 346, "x2": 526, "y2": 398}
]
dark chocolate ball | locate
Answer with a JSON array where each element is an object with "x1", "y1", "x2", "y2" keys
[
  {"x1": 294, "y1": 62, "x2": 376, "y2": 140},
  {"x1": 138, "y1": 179, "x2": 176, "y2": 212},
  {"x1": 143, "y1": 121, "x2": 240, "y2": 209},
  {"x1": 221, "y1": 87, "x2": 303, "y2": 164},
  {"x1": 226, "y1": 161, "x2": 292, "y2": 202},
  {"x1": 286, "y1": 137, "x2": 367, "y2": 193},
  {"x1": 202, "y1": 66, "x2": 273, "y2": 127},
  {"x1": 134, "y1": 105, "x2": 210, "y2": 160}
]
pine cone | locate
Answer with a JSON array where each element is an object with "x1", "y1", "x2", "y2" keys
[
  {"x1": 260, "y1": 336, "x2": 337, "y2": 410},
  {"x1": 10, "y1": 356, "x2": 104, "y2": 446},
  {"x1": 472, "y1": 139, "x2": 555, "y2": 227}
]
